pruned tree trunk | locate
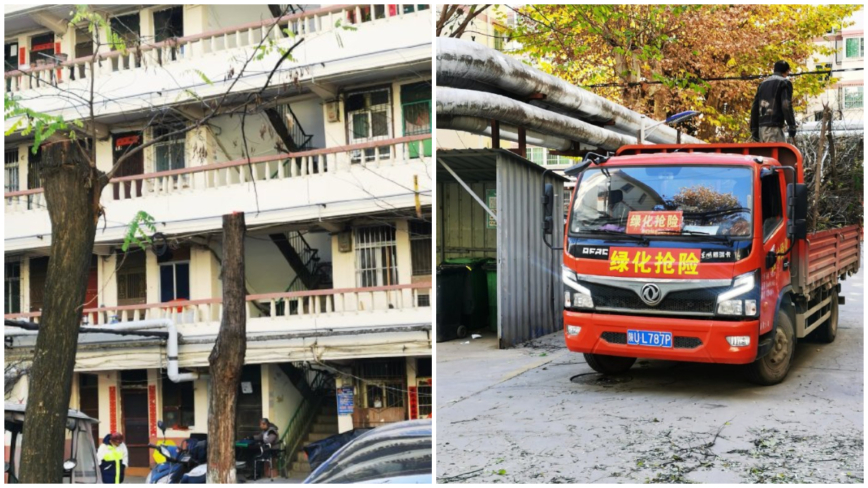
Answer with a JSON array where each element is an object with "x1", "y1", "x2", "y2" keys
[
  {"x1": 812, "y1": 106, "x2": 830, "y2": 232},
  {"x1": 207, "y1": 213, "x2": 247, "y2": 484},
  {"x1": 19, "y1": 141, "x2": 105, "y2": 483}
]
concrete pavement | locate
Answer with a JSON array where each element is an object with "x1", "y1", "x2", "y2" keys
[{"x1": 436, "y1": 263, "x2": 863, "y2": 483}]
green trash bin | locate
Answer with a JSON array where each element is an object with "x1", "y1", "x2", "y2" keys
[
  {"x1": 482, "y1": 261, "x2": 498, "y2": 332},
  {"x1": 442, "y1": 257, "x2": 490, "y2": 330}
]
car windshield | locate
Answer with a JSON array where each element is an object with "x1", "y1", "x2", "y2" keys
[{"x1": 569, "y1": 165, "x2": 753, "y2": 238}]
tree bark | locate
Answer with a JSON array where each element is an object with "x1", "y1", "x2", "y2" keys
[
  {"x1": 18, "y1": 141, "x2": 104, "y2": 483},
  {"x1": 207, "y1": 213, "x2": 247, "y2": 484},
  {"x1": 812, "y1": 107, "x2": 830, "y2": 232}
]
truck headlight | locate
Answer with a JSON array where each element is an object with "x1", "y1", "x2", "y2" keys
[
  {"x1": 563, "y1": 266, "x2": 593, "y2": 310},
  {"x1": 717, "y1": 270, "x2": 759, "y2": 316}
]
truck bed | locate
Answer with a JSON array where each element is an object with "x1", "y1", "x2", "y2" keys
[{"x1": 804, "y1": 224, "x2": 861, "y2": 293}]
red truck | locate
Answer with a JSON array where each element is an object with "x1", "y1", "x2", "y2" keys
[{"x1": 547, "y1": 143, "x2": 860, "y2": 385}]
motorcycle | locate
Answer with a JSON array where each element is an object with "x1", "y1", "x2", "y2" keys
[{"x1": 146, "y1": 420, "x2": 208, "y2": 484}]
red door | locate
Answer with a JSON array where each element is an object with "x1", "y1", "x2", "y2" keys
[{"x1": 112, "y1": 133, "x2": 144, "y2": 200}]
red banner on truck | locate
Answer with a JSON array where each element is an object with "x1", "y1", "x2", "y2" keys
[
  {"x1": 608, "y1": 247, "x2": 701, "y2": 278},
  {"x1": 626, "y1": 211, "x2": 683, "y2": 235}
]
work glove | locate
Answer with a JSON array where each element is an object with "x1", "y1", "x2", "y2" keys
[{"x1": 788, "y1": 128, "x2": 797, "y2": 139}]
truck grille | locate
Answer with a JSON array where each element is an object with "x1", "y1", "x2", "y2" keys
[
  {"x1": 583, "y1": 282, "x2": 729, "y2": 315},
  {"x1": 600, "y1": 331, "x2": 703, "y2": 349}
]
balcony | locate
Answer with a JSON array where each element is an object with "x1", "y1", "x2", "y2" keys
[
  {"x1": 4, "y1": 5, "x2": 431, "y2": 124},
  {"x1": 5, "y1": 282, "x2": 432, "y2": 366},
  {"x1": 5, "y1": 135, "x2": 432, "y2": 252}
]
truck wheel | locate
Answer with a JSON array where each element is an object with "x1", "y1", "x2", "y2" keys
[
  {"x1": 811, "y1": 291, "x2": 838, "y2": 343},
  {"x1": 745, "y1": 311, "x2": 795, "y2": 386},
  {"x1": 584, "y1": 353, "x2": 636, "y2": 375}
]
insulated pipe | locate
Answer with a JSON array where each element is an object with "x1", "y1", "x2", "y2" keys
[
  {"x1": 437, "y1": 37, "x2": 705, "y2": 145},
  {"x1": 438, "y1": 115, "x2": 574, "y2": 151},
  {"x1": 437, "y1": 86, "x2": 635, "y2": 151},
  {"x1": 798, "y1": 120, "x2": 863, "y2": 132}
]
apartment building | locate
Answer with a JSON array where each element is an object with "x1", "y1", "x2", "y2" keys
[
  {"x1": 803, "y1": 7, "x2": 864, "y2": 124},
  {"x1": 4, "y1": 4, "x2": 432, "y2": 476}
]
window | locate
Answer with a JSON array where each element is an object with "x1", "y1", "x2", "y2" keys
[
  {"x1": 525, "y1": 147, "x2": 544, "y2": 164},
  {"x1": 417, "y1": 382, "x2": 432, "y2": 418},
  {"x1": 845, "y1": 37, "x2": 864, "y2": 59},
  {"x1": 355, "y1": 226, "x2": 398, "y2": 287},
  {"x1": 154, "y1": 125, "x2": 186, "y2": 184},
  {"x1": 5, "y1": 261, "x2": 21, "y2": 314},
  {"x1": 346, "y1": 88, "x2": 392, "y2": 162},
  {"x1": 357, "y1": 360, "x2": 405, "y2": 409},
  {"x1": 5, "y1": 148, "x2": 19, "y2": 193},
  {"x1": 159, "y1": 262, "x2": 190, "y2": 302},
  {"x1": 844, "y1": 86, "x2": 863, "y2": 109},
  {"x1": 162, "y1": 378, "x2": 195, "y2": 428},
  {"x1": 760, "y1": 173, "x2": 782, "y2": 240},
  {"x1": 401, "y1": 82, "x2": 431, "y2": 159},
  {"x1": 410, "y1": 221, "x2": 432, "y2": 276},
  {"x1": 5, "y1": 41, "x2": 18, "y2": 91},
  {"x1": 29, "y1": 32, "x2": 54, "y2": 67}
]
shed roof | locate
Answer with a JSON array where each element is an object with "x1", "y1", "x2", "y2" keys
[{"x1": 437, "y1": 148, "x2": 570, "y2": 183}]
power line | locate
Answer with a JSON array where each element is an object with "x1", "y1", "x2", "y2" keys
[{"x1": 581, "y1": 67, "x2": 864, "y2": 89}]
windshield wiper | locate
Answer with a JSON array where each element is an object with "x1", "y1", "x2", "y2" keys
[
  {"x1": 682, "y1": 207, "x2": 750, "y2": 218},
  {"x1": 580, "y1": 229, "x2": 649, "y2": 245},
  {"x1": 657, "y1": 229, "x2": 732, "y2": 244}
]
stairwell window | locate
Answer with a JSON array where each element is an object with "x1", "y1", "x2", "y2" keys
[
  {"x1": 5, "y1": 261, "x2": 21, "y2": 314},
  {"x1": 346, "y1": 88, "x2": 392, "y2": 163},
  {"x1": 153, "y1": 125, "x2": 187, "y2": 186},
  {"x1": 5, "y1": 148, "x2": 19, "y2": 194},
  {"x1": 355, "y1": 226, "x2": 398, "y2": 288}
]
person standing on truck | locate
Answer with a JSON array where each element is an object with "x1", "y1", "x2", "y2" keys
[{"x1": 750, "y1": 60, "x2": 798, "y2": 143}]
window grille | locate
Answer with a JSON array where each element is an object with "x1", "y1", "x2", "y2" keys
[
  {"x1": 346, "y1": 88, "x2": 392, "y2": 163},
  {"x1": 355, "y1": 226, "x2": 398, "y2": 287},
  {"x1": 5, "y1": 149, "x2": 19, "y2": 194}
]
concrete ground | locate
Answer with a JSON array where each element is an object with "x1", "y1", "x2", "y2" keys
[{"x1": 437, "y1": 265, "x2": 864, "y2": 484}]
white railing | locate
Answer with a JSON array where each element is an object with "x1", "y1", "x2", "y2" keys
[
  {"x1": 4, "y1": 5, "x2": 429, "y2": 94},
  {"x1": 4, "y1": 134, "x2": 431, "y2": 211},
  {"x1": 5, "y1": 283, "x2": 432, "y2": 327}
]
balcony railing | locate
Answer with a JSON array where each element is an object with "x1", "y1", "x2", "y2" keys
[
  {"x1": 4, "y1": 282, "x2": 432, "y2": 327},
  {"x1": 4, "y1": 4, "x2": 428, "y2": 94},
  {"x1": 4, "y1": 134, "x2": 431, "y2": 212}
]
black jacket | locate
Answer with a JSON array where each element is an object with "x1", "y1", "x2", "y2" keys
[{"x1": 750, "y1": 74, "x2": 796, "y2": 139}]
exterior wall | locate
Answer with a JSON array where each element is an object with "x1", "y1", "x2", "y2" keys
[{"x1": 263, "y1": 364, "x2": 304, "y2": 435}]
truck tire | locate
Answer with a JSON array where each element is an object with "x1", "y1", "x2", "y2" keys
[
  {"x1": 745, "y1": 311, "x2": 795, "y2": 386},
  {"x1": 811, "y1": 291, "x2": 838, "y2": 343},
  {"x1": 584, "y1": 353, "x2": 636, "y2": 375}
]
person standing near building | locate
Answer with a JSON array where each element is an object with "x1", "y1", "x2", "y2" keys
[
  {"x1": 750, "y1": 60, "x2": 798, "y2": 143},
  {"x1": 98, "y1": 432, "x2": 128, "y2": 484}
]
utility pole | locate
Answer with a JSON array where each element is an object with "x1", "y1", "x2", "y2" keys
[{"x1": 207, "y1": 212, "x2": 247, "y2": 483}]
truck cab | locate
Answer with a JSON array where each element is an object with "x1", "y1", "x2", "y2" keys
[{"x1": 556, "y1": 143, "x2": 859, "y2": 385}]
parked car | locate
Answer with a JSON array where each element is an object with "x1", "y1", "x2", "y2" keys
[
  {"x1": 303, "y1": 419, "x2": 432, "y2": 484},
  {"x1": 5, "y1": 402, "x2": 101, "y2": 483}
]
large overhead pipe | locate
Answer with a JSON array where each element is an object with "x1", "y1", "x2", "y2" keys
[
  {"x1": 437, "y1": 38, "x2": 705, "y2": 145},
  {"x1": 438, "y1": 87, "x2": 635, "y2": 151},
  {"x1": 438, "y1": 115, "x2": 574, "y2": 151}
]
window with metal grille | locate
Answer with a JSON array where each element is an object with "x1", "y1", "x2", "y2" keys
[
  {"x1": 5, "y1": 261, "x2": 21, "y2": 314},
  {"x1": 410, "y1": 221, "x2": 432, "y2": 276},
  {"x1": 417, "y1": 294, "x2": 430, "y2": 307},
  {"x1": 844, "y1": 86, "x2": 863, "y2": 109},
  {"x1": 356, "y1": 359, "x2": 405, "y2": 408},
  {"x1": 162, "y1": 377, "x2": 195, "y2": 428},
  {"x1": 355, "y1": 226, "x2": 398, "y2": 287},
  {"x1": 417, "y1": 383, "x2": 432, "y2": 418},
  {"x1": 153, "y1": 125, "x2": 187, "y2": 186},
  {"x1": 346, "y1": 88, "x2": 392, "y2": 163},
  {"x1": 401, "y1": 82, "x2": 431, "y2": 159},
  {"x1": 5, "y1": 148, "x2": 19, "y2": 193},
  {"x1": 525, "y1": 147, "x2": 544, "y2": 164}
]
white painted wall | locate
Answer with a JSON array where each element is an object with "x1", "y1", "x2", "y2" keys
[
  {"x1": 263, "y1": 364, "x2": 303, "y2": 434},
  {"x1": 207, "y1": 5, "x2": 275, "y2": 32}
]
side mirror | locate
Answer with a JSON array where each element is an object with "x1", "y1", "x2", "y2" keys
[
  {"x1": 792, "y1": 219, "x2": 807, "y2": 240},
  {"x1": 543, "y1": 183, "x2": 554, "y2": 235},
  {"x1": 158, "y1": 420, "x2": 166, "y2": 434},
  {"x1": 794, "y1": 183, "x2": 808, "y2": 221},
  {"x1": 786, "y1": 183, "x2": 809, "y2": 239}
]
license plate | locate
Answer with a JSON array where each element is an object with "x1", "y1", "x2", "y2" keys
[{"x1": 627, "y1": 330, "x2": 673, "y2": 348}]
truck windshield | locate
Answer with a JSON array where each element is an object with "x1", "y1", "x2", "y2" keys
[{"x1": 569, "y1": 165, "x2": 753, "y2": 238}]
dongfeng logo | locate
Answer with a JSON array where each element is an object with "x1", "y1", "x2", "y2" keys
[{"x1": 640, "y1": 283, "x2": 662, "y2": 306}]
